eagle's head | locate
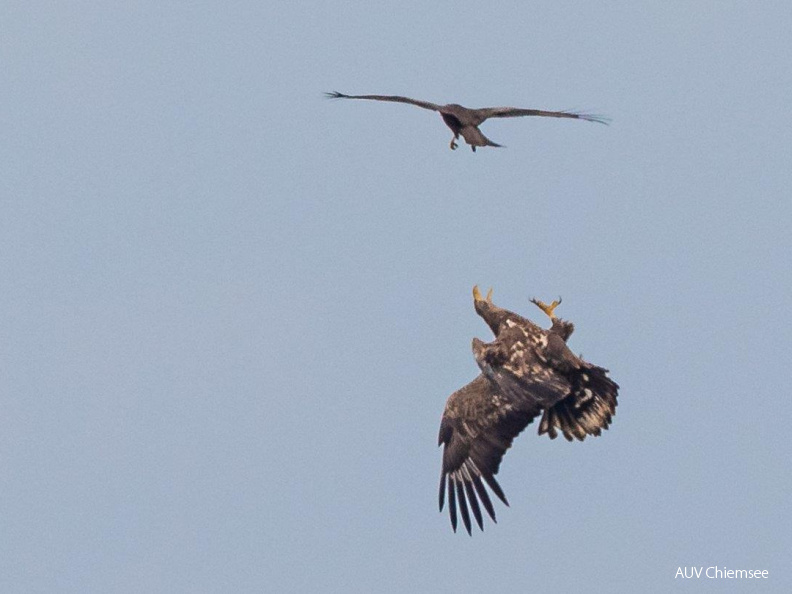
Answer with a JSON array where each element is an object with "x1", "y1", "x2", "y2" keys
[{"x1": 471, "y1": 337, "x2": 509, "y2": 379}]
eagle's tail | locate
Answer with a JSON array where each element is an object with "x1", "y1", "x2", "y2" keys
[{"x1": 538, "y1": 365, "x2": 619, "y2": 441}]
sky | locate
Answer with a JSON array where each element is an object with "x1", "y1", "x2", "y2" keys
[{"x1": 1, "y1": 2, "x2": 791, "y2": 592}]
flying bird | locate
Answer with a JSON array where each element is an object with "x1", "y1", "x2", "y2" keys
[
  {"x1": 325, "y1": 91, "x2": 609, "y2": 151},
  {"x1": 438, "y1": 287, "x2": 619, "y2": 534}
]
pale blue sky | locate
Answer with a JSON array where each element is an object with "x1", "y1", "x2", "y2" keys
[{"x1": 2, "y1": 2, "x2": 791, "y2": 592}]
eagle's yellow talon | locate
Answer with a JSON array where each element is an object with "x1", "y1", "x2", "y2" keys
[
  {"x1": 473, "y1": 285, "x2": 494, "y2": 303},
  {"x1": 531, "y1": 297, "x2": 562, "y2": 319}
]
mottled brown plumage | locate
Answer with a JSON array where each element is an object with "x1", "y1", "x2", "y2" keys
[
  {"x1": 438, "y1": 288, "x2": 619, "y2": 534},
  {"x1": 325, "y1": 91, "x2": 609, "y2": 151}
]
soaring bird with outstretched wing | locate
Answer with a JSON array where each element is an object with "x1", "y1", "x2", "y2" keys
[
  {"x1": 438, "y1": 287, "x2": 619, "y2": 534},
  {"x1": 326, "y1": 91, "x2": 609, "y2": 151}
]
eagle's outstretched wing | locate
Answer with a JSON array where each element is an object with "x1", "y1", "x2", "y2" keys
[
  {"x1": 438, "y1": 375, "x2": 540, "y2": 534},
  {"x1": 474, "y1": 106, "x2": 610, "y2": 125},
  {"x1": 324, "y1": 92, "x2": 442, "y2": 112}
]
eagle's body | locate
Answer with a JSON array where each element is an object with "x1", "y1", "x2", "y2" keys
[
  {"x1": 325, "y1": 91, "x2": 609, "y2": 151},
  {"x1": 438, "y1": 288, "x2": 619, "y2": 534}
]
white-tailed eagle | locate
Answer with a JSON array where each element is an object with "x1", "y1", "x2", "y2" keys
[{"x1": 438, "y1": 287, "x2": 619, "y2": 534}]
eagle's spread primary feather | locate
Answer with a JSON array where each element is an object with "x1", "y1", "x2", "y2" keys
[{"x1": 438, "y1": 289, "x2": 619, "y2": 534}]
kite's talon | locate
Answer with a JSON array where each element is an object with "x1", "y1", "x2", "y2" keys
[
  {"x1": 531, "y1": 297, "x2": 562, "y2": 320},
  {"x1": 450, "y1": 139, "x2": 458, "y2": 150}
]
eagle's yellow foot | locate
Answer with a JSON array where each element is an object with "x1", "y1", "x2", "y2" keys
[
  {"x1": 531, "y1": 297, "x2": 562, "y2": 320},
  {"x1": 473, "y1": 285, "x2": 493, "y2": 303},
  {"x1": 450, "y1": 139, "x2": 458, "y2": 150}
]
